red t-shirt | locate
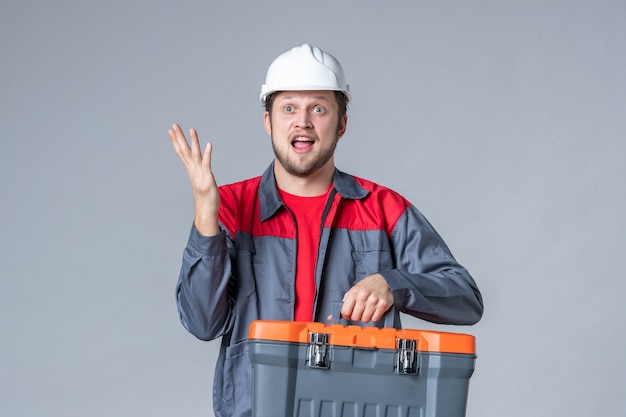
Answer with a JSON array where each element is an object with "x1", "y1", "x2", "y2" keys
[{"x1": 278, "y1": 188, "x2": 330, "y2": 321}]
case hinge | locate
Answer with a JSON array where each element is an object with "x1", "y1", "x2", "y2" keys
[
  {"x1": 307, "y1": 332, "x2": 330, "y2": 369},
  {"x1": 396, "y1": 338, "x2": 419, "y2": 375}
]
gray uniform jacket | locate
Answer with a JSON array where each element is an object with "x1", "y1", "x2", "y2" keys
[{"x1": 176, "y1": 163, "x2": 483, "y2": 417}]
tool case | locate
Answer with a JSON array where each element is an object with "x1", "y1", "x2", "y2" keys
[{"x1": 248, "y1": 320, "x2": 477, "y2": 417}]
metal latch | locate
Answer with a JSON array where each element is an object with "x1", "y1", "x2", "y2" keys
[
  {"x1": 396, "y1": 338, "x2": 419, "y2": 375},
  {"x1": 307, "y1": 332, "x2": 330, "y2": 369}
]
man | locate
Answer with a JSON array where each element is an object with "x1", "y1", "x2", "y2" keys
[{"x1": 169, "y1": 44, "x2": 483, "y2": 417}]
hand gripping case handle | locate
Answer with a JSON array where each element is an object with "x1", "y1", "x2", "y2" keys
[{"x1": 331, "y1": 301, "x2": 397, "y2": 328}]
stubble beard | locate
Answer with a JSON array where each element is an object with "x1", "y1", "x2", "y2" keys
[{"x1": 271, "y1": 134, "x2": 340, "y2": 178}]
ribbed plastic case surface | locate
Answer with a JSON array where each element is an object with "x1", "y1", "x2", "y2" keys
[{"x1": 248, "y1": 320, "x2": 476, "y2": 417}]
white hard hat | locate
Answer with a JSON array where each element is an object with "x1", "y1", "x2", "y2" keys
[{"x1": 260, "y1": 43, "x2": 350, "y2": 104}]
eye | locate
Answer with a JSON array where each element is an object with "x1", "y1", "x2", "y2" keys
[
  {"x1": 313, "y1": 106, "x2": 325, "y2": 114},
  {"x1": 283, "y1": 105, "x2": 294, "y2": 112}
]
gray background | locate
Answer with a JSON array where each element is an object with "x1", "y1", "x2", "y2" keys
[{"x1": 1, "y1": 1, "x2": 625, "y2": 416}]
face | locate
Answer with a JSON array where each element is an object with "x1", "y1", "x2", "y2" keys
[{"x1": 264, "y1": 90, "x2": 347, "y2": 178}]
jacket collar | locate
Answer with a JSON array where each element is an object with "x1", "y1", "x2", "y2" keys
[{"x1": 259, "y1": 161, "x2": 370, "y2": 222}]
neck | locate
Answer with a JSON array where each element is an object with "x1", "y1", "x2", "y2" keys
[{"x1": 273, "y1": 160, "x2": 334, "y2": 197}]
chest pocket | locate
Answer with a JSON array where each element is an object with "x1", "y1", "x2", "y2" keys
[{"x1": 350, "y1": 230, "x2": 394, "y2": 280}]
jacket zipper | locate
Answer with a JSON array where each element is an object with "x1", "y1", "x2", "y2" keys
[{"x1": 312, "y1": 188, "x2": 338, "y2": 320}]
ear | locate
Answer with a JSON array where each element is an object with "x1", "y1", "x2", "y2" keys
[
  {"x1": 263, "y1": 111, "x2": 272, "y2": 136},
  {"x1": 337, "y1": 115, "x2": 348, "y2": 139}
]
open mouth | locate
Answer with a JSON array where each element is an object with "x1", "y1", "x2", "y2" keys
[{"x1": 291, "y1": 137, "x2": 315, "y2": 151}]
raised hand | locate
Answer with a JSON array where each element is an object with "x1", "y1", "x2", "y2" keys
[{"x1": 169, "y1": 123, "x2": 221, "y2": 236}]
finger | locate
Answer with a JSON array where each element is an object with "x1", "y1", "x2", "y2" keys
[
  {"x1": 359, "y1": 300, "x2": 378, "y2": 323},
  {"x1": 168, "y1": 123, "x2": 182, "y2": 151},
  {"x1": 372, "y1": 298, "x2": 393, "y2": 323},
  {"x1": 340, "y1": 295, "x2": 357, "y2": 321},
  {"x1": 350, "y1": 297, "x2": 368, "y2": 322},
  {"x1": 202, "y1": 141, "x2": 213, "y2": 171},
  {"x1": 189, "y1": 128, "x2": 202, "y2": 162},
  {"x1": 169, "y1": 123, "x2": 187, "y2": 144},
  {"x1": 169, "y1": 123, "x2": 191, "y2": 159}
]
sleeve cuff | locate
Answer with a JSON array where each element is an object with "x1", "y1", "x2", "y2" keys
[{"x1": 186, "y1": 223, "x2": 228, "y2": 256}]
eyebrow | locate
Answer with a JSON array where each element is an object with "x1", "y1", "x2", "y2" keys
[{"x1": 277, "y1": 94, "x2": 332, "y2": 102}]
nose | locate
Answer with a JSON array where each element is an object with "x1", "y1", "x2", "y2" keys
[{"x1": 295, "y1": 111, "x2": 312, "y2": 129}]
